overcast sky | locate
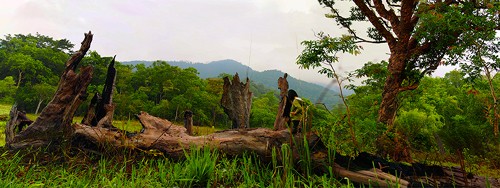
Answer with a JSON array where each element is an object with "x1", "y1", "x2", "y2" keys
[{"x1": 2, "y1": 0, "x2": 455, "y2": 86}]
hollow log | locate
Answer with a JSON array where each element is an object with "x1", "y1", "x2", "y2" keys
[
  {"x1": 274, "y1": 73, "x2": 289, "y2": 130},
  {"x1": 221, "y1": 73, "x2": 252, "y2": 129}
]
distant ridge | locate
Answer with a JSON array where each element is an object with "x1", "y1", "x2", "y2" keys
[{"x1": 123, "y1": 59, "x2": 341, "y2": 108}]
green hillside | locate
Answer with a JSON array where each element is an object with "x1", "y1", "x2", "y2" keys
[{"x1": 124, "y1": 59, "x2": 341, "y2": 108}]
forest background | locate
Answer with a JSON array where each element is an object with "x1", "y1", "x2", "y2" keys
[{"x1": 0, "y1": 32, "x2": 499, "y2": 173}]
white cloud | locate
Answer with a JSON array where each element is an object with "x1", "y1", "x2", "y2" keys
[{"x1": 0, "y1": 0, "x2": 390, "y2": 85}]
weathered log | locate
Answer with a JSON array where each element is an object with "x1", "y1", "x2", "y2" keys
[
  {"x1": 6, "y1": 31, "x2": 94, "y2": 149},
  {"x1": 75, "y1": 112, "x2": 293, "y2": 159},
  {"x1": 221, "y1": 73, "x2": 252, "y2": 129},
  {"x1": 73, "y1": 112, "x2": 411, "y2": 187},
  {"x1": 274, "y1": 73, "x2": 289, "y2": 130}
]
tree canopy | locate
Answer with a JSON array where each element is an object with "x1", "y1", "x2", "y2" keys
[{"x1": 306, "y1": 0, "x2": 499, "y2": 125}]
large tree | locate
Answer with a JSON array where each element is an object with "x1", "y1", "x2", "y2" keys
[{"x1": 313, "y1": 0, "x2": 499, "y2": 125}]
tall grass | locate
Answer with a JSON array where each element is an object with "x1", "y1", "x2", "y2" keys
[{"x1": 0, "y1": 144, "x2": 352, "y2": 187}]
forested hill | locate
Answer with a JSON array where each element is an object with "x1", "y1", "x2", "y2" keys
[{"x1": 123, "y1": 59, "x2": 341, "y2": 108}]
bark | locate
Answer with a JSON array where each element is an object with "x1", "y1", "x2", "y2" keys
[
  {"x1": 6, "y1": 31, "x2": 94, "y2": 150},
  {"x1": 273, "y1": 73, "x2": 289, "y2": 130},
  {"x1": 184, "y1": 110, "x2": 193, "y2": 136},
  {"x1": 35, "y1": 99, "x2": 43, "y2": 115},
  {"x1": 5, "y1": 105, "x2": 33, "y2": 144},
  {"x1": 485, "y1": 66, "x2": 499, "y2": 137},
  {"x1": 81, "y1": 93, "x2": 100, "y2": 125},
  {"x1": 94, "y1": 56, "x2": 116, "y2": 128},
  {"x1": 220, "y1": 73, "x2": 252, "y2": 129}
]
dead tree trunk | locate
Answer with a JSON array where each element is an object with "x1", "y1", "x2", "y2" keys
[
  {"x1": 5, "y1": 105, "x2": 33, "y2": 144},
  {"x1": 220, "y1": 73, "x2": 252, "y2": 129},
  {"x1": 81, "y1": 56, "x2": 117, "y2": 128},
  {"x1": 94, "y1": 56, "x2": 116, "y2": 128},
  {"x1": 184, "y1": 110, "x2": 193, "y2": 135},
  {"x1": 6, "y1": 31, "x2": 94, "y2": 149},
  {"x1": 273, "y1": 73, "x2": 289, "y2": 130}
]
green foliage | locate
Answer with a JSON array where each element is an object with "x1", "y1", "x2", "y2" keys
[
  {"x1": 439, "y1": 115, "x2": 488, "y2": 156},
  {"x1": 297, "y1": 32, "x2": 361, "y2": 79},
  {"x1": 395, "y1": 109, "x2": 443, "y2": 151},
  {"x1": 0, "y1": 146, "x2": 352, "y2": 187},
  {"x1": 181, "y1": 147, "x2": 218, "y2": 187},
  {"x1": 0, "y1": 76, "x2": 16, "y2": 103},
  {"x1": 250, "y1": 92, "x2": 279, "y2": 128}
]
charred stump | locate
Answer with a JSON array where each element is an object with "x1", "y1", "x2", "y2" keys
[
  {"x1": 273, "y1": 73, "x2": 290, "y2": 130},
  {"x1": 220, "y1": 73, "x2": 252, "y2": 129},
  {"x1": 81, "y1": 56, "x2": 117, "y2": 128}
]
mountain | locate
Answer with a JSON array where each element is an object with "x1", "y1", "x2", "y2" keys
[{"x1": 123, "y1": 59, "x2": 341, "y2": 108}]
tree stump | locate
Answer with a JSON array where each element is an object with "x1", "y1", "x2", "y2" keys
[
  {"x1": 274, "y1": 73, "x2": 289, "y2": 130},
  {"x1": 184, "y1": 110, "x2": 193, "y2": 135},
  {"x1": 220, "y1": 73, "x2": 252, "y2": 129},
  {"x1": 81, "y1": 56, "x2": 117, "y2": 128}
]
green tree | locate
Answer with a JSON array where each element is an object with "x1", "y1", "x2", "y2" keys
[
  {"x1": 0, "y1": 76, "x2": 16, "y2": 103},
  {"x1": 0, "y1": 33, "x2": 72, "y2": 86},
  {"x1": 250, "y1": 92, "x2": 279, "y2": 128},
  {"x1": 32, "y1": 83, "x2": 56, "y2": 114},
  {"x1": 312, "y1": 0, "x2": 499, "y2": 125}
]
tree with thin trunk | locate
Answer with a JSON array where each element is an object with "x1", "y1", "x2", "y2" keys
[
  {"x1": 313, "y1": 0, "x2": 499, "y2": 125},
  {"x1": 32, "y1": 83, "x2": 56, "y2": 114}
]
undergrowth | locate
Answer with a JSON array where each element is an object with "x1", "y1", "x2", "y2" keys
[{"x1": 0, "y1": 145, "x2": 349, "y2": 187}]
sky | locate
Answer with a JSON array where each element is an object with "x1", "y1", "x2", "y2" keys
[{"x1": 1, "y1": 0, "x2": 454, "y2": 86}]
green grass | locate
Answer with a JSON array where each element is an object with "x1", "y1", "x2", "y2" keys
[
  {"x1": 0, "y1": 104, "x2": 11, "y2": 116},
  {"x1": 0, "y1": 146, "x2": 347, "y2": 187}
]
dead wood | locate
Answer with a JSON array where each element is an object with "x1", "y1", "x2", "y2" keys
[
  {"x1": 184, "y1": 110, "x2": 193, "y2": 135},
  {"x1": 6, "y1": 31, "x2": 94, "y2": 149},
  {"x1": 221, "y1": 73, "x2": 252, "y2": 129},
  {"x1": 273, "y1": 73, "x2": 289, "y2": 130}
]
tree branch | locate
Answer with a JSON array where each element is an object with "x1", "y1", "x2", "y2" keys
[
  {"x1": 398, "y1": 83, "x2": 419, "y2": 92},
  {"x1": 352, "y1": 0, "x2": 396, "y2": 46},
  {"x1": 373, "y1": 0, "x2": 400, "y2": 27}
]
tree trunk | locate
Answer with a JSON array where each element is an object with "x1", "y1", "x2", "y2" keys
[
  {"x1": 220, "y1": 73, "x2": 252, "y2": 129},
  {"x1": 274, "y1": 73, "x2": 289, "y2": 130},
  {"x1": 6, "y1": 31, "x2": 94, "y2": 149},
  {"x1": 35, "y1": 99, "x2": 43, "y2": 115},
  {"x1": 16, "y1": 70, "x2": 22, "y2": 88},
  {"x1": 378, "y1": 53, "x2": 407, "y2": 126},
  {"x1": 485, "y1": 66, "x2": 499, "y2": 137},
  {"x1": 184, "y1": 110, "x2": 193, "y2": 135}
]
